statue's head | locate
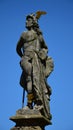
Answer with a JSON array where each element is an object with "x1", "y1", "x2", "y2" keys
[
  {"x1": 26, "y1": 13, "x2": 38, "y2": 29},
  {"x1": 26, "y1": 11, "x2": 47, "y2": 30}
]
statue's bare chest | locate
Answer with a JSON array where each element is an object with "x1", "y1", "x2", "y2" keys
[{"x1": 22, "y1": 30, "x2": 37, "y2": 42}]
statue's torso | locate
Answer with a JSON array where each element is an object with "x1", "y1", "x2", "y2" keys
[
  {"x1": 22, "y1": 30, "x2": 37, "y2": 42},
  {"x1": 21, "y1": 30, "x2": 41, "y2": 53}
]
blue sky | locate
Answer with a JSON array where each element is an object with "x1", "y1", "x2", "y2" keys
[{"x1": 0, "y1": 0, "x2": 73, "y2": 130}]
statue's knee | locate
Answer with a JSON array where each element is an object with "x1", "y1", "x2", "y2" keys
[{"x1": 20, "y1": 60, "x2": 29, "y2": 70}]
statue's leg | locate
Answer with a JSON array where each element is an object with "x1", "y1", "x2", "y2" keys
[
  {"x1": 26, "y1": 75, "x2": 34, "y2": 109},
  {"x1": 20, "y1": 56, "x2": 34, "y2": 108}
]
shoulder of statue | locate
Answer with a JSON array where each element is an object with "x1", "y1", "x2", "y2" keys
[{"x1": 21, "y1": 31, "x2": 27, "y2": 39}]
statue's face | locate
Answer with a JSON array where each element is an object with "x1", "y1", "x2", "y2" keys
[{"x1": 26, "y1": 18, "x2": 33, "y2": 29}]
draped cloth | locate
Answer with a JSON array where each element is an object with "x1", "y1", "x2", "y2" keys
[{"x1": 32, "y1": 50, "x2": 53, "y2": 119}]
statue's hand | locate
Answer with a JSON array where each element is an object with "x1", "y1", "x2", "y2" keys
[{"x1": 38, "y1": 49, "x2": 47, "y2": 60}]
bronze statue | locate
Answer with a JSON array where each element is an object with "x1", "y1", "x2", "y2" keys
[{"x1": 16, "y1": 11, "x2": 54, "y2": 120}]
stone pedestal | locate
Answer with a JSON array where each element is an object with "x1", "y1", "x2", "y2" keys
[{"x1": 10, "y1": 108, "x2": 52, "y2": 130}]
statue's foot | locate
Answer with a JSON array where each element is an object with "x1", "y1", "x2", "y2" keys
[
  {"x1": 22, "y1": 106, "x2": 30, "y2": 110},
  {"x1": 33, "y1": 104, "x2": 43, "y2": 111}
]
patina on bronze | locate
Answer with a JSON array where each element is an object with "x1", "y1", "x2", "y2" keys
[{"x1": 10, "y1": 11, "x2": 54, "y2": 130}]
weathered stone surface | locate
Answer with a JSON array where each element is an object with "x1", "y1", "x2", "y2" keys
[
  {"x1": 11, "y1": 126, "x2": 43, "y2": 130},
  {"x1": 10, "y1": 108, "x2": 51, "y2": 130},
  {"x1": 16, "y1": 11, "x2": 54, "y2": 120},
  {"x1": 10, "y1": 11, "x2": 54, "y2": 130}
]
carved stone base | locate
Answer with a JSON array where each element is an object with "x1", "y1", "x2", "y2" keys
[
  {"x1": 10, "y1": 108, "x2": 52, "y2": 130},
  {"x1": 11, "y1": 126, "x2": 42, "y2": 130}
]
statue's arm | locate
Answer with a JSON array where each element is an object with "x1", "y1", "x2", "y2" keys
[
  {"x1": 38, "y1": 35, "x2": 48, "y2": 60},
  {"x1": 16, "y1": 37, "x2": 24, "y2": 57},
  {"x1": 39, "y1": 34, "x2": 48, "y2": 51}
]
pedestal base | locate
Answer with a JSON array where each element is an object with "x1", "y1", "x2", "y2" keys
[
  {"x1": 10, "y1": 108, "x2": 52, "y2": 130},
  {"x1": 11, "y1": 126, "x2": 43, "y2": 130}
]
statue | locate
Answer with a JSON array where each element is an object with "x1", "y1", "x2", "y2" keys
[{"x1": 16, "y1": 11, "x2": 54, "y2": 120}]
